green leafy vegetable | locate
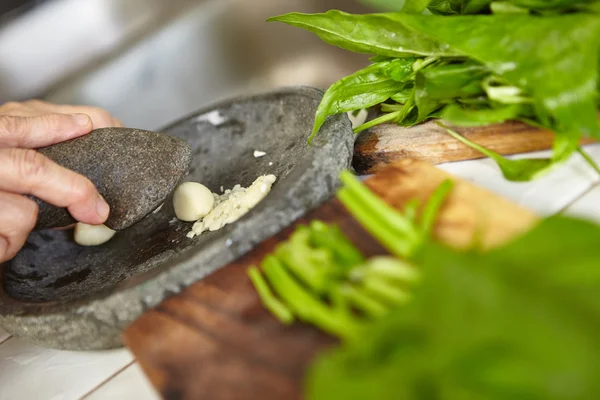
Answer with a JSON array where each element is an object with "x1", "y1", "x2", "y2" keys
[
  {"x1": 270, "y1": 7, "x2": 600, "y2": 181},
  {"x1": 249, "y1": 166, "x2": 600, "y2": 399},
  {"x1": 338, "y1": 171, "x2": 454, "y2": 258},
  {"x1": 268, "y1": 11, "x2": 461, "y2": 58},
  {"x1": 361, "y1": 0, "x2": 600, "y2": 14},
  {"x1": 399, "y1": 13, "x2": 600, "y2": 141},
  {"x1": 441, "y1": 103, "x2": 527, "y2": 126},
  {"x1": 248, "y1": 172, "x2": 451, "y2": 338},
  {"x1": 309, "y1": 59, "x2": 411, "y2": 142},
  {"x1": 248, "y1": 267, "x2": 294, "y2": 324},
  {"x1": 307, "y1": 216, "x2": 600, "y2": 400}
]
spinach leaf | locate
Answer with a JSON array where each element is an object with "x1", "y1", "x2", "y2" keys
[
  {"x1": 310, "y1": 59, "x2": 409, "y2": 141},
  {"x1": 307, "y1": 216, "x2": 600, "y2": 400},
  {"x1": 418, "y1": 61, "x2": 488, "y2": 99},
  {"x1": 360, "y1": 0, "x2": 432, "y2": 13},
  {"x1": 441, "y1": 103, "x2": 528, "y2": 126},
  {"x1": 268, "y1": 11, "x2": 462, "y2": 58},
  {"x1": 415, "y1": 61, "x2": 489, "y2": 120},
  {"x1": 440, "y1": 123, "x2": 552, "y2": 180},
  {"x1": 399, "y1": 13, "x2": 600, "y2": 141},
  {"x1": 512, "y1": 0, "x2": 599, "y2": 13},
  {"x1": 272, "y1": 7, "x2": 600, "y2": 181}
]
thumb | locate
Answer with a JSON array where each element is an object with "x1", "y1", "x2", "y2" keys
[{"x1": 0, "y1": 113, "x2": 92, "y2": 149}]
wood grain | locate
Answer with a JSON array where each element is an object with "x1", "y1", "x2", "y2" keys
[
  {"x1": 353, "y1": 120, "x2": 596, "y2": 174},
  {"x1": 123, "y1": 159, "x2": 538, "y2": 400}
]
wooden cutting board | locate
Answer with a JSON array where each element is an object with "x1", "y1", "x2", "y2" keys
[
  {"x1": 353, "y1": 120, "x2": 596, "y2": 174},
  {"x1": 123, "y1": 159, "x2": 538, "y2": 400}
]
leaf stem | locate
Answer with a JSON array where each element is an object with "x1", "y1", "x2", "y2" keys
[
  {"x1": 420, "y1": 179, "x2": 454, "y2": 237},
  {"x1": 338, "y1": 188, "x2": 413, "y2": 258},
  {"x1": 353, "y1": 110, "x2": 402, "y2": 134},
  {"x1": 262, "y1": 255, "x2": 359, "y2": 340},
  {"x1": 577, "y1": 147, "x2": 600, "y2": 177},
  {"x1": 248, "y1": 267, "x2": 295, "y2": 324}
]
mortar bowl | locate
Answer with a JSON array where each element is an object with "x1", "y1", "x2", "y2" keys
[{"x1": 0, "y1": 87, "x2": 354, "y2": 350}]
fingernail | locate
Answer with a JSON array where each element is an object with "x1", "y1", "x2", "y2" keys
[
  {"x1": 72, "y1": 113, "x2": 91, "y2": 126},
  {"x1": 96, "y1": 195, "x2": 110, "y2": 219}
]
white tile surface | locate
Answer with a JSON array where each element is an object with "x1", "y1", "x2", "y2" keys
[
  {"x1": 85, "y1": 362, "x2": 160, "y2": 400},
  {"x1": 0, "y1": 328, "x2": 9, "y2": 343},
  {"x1": 438, "y1": 144, "x2": 600, "y2": 215},
  {"x1": 563, "y1": 184, "x2": 600, "y2": 224},
  {"x1": 0, "y1": 339, "x2": 133, "y2": 400}
]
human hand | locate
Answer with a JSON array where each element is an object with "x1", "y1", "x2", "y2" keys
[{"x1": 0, "y1": 100, "x2": 123, "y2": 263}]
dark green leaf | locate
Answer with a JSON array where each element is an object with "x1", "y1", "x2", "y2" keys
[
  {"x1": 307, "y1": 216, "x2": 600, "y2": 400},
  {"x1": 426, "y1": 0, "x2": 492, "y2": 14},
  {"x1": 268, "y1": 11, "x2": 462, "y2": 58},
  {"x1": 414, "y1": 61, "x2": 489, "y2": 120},
  {"x1": 399, "y1": 13, "x2": 600, "y2": 141},
  {"x1": 310, "y1": 60, "x2": 406, "y2": 141},
  {"x1": 512, "y1": 0, "x2": 599, "y2": 13},
  {"x1": 419, "y1": 61, "x2": 488, "y2": 99}
]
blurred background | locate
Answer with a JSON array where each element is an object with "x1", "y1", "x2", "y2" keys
[{"x1": 0, "y1": 0, "x2": 376, "y2": 130}]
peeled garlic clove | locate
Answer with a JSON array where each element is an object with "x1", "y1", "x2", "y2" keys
[
  {"x1": 74, "y1": 223, "x2": 116, "y2": 246},
  {"x1": 173, "y1": 182, "x2": 215, "y2": 222}
]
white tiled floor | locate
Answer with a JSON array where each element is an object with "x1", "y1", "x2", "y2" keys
[
  {"x1": 0, "y1": 327, "x2": 9, "y2": 344},
  {"x1": 0, "y1": 338, "x2": 134, "y2": 400},
  {"x1": 1, "y1": 148, "x2": 600, "y2": 400},
  {"x1": 563, "y1": 184, "x2": 600, "y2": 224},
  {"x1": 84, "y1": 363, "x2": 160, "y2": 400},
  {"x1": 438, "y1": 144, "x2": 600, "y2": 215}
]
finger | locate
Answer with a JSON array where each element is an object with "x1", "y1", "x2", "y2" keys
[
  {"x1": 54, "y1": 105, "x2": 115, "y2": 129},
  {"x1": 0, "y1": 191, "x2": 38, "y2": 263},
  {"x1": 112, "y1": 117, "x2": 124, "y2": 127},
  {"x1": 2, "y1": 100, "x2": 120, "y2": 129},
  {"x1": 0, "y1": 148, "x2": 110, "y2": 225},
  {"x1": 0, "y1": 113, "x2": 92, "y2": 148}
]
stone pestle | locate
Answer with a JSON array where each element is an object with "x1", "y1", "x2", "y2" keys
[{"x1": 33, "y1": 127, "x2": 193, "y2": 231}]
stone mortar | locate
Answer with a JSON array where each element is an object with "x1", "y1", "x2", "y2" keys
[{"x1": 0, "y1": 87, "x2": 354, "y2": 350}]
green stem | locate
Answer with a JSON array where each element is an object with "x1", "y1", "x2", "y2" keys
[
  {"x1": 412, "y1": 56, "x2": 439, "y2": 72},
  {"x1": 363, "y1": 256, "x2": 420, "y2": 283},
  {"x1": 353, "y1": 110, "x2": 402, "y2": 134},
  {"x1": 340, "y1": 171, "x2": 419, "y2": 239},
  {"x1": 262, "y1": 255, "x2": 359, "y2": 340},
  {"x1": 338, "y1": 188, "x2": 413, "y2": 258},
  {"x1": 309, "y1": 220, "x2": 365, "y2": 270},
  {"x1": 438, "y1": 121, "x2": 502, "y2": 162},
  {"x1": 577, "y1": 147, "x2": 600, "y2": 177},
  {"x1": 248, "y1": 267, "x2": 295, "y2": 324},
  {"x1": 340, "y1": 284, "x2": 388, "y2": 318},
  {"x1": 361, "y1": 276, "x2": 411, "y2": 306},
  {"x1": 275, "y1": 242, "x2": 330, "y2": 293},
  {"x1": 420, "y1": 179, "x2": 454, "y2": 237}
]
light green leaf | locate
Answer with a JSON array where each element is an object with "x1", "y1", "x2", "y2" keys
[{"x1": 441, "y1": 103, "x2": 527, "y2": 126}]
